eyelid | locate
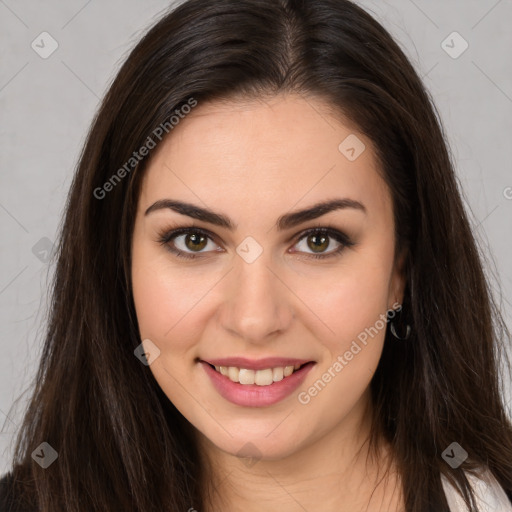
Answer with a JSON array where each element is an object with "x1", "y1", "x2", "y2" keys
[{"x1": 156, "y1": 224, "x2": 354, "y2": 260}]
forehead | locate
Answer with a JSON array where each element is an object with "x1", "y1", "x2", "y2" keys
[{"x1": 139, "y1": 94, "x2": 391, "y2": 223}]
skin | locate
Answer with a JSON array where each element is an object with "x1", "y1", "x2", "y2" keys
[{"x1": 131, "y1": 93, "x2": 406, "y2": 511}]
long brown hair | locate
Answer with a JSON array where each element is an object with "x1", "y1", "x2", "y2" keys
[{"x1": 5, "y1": 0, "x2": 512, "y2": 510}]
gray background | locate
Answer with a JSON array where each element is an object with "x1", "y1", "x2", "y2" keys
[{"x1": 0, "y1": 0, "x2": 511, "y2": 474}]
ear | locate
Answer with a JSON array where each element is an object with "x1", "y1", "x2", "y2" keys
[{"x1": 388, "y1": 247, "x2": 407, "y2": 310}]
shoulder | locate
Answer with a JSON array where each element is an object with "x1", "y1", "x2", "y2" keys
[
  {"x1": 0, "y1": 471, "x2": 15, "y2": 511},
  {"x1": 0, "y1": 469, "x2": 36, "y2": 512},
  {"x1": 441, "y1": 467, "x2": 512, "y2": 512}
]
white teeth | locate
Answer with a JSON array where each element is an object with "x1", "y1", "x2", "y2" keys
[
  {"x1": 239, "y1": 369, "x2": 255, "y2": 385},
  {"x1": 228, "y1": 366, "x2": 240, "y2": 382},
  {"x1": 212, "y1": 363, "x2": 305, "y2": 386},
  {"x1": 254, "y1": 368, "x2": 273, "y2": 386},
  {"x1": 272, "y1": 367, "x2": 284, "y2": 382},
  {"x1": 283, "y1": 365, "x2": 294, "y2": 377}
]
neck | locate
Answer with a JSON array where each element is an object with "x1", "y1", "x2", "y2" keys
[{"x1": 197, "y1": 392, "x2": 404, "y2": 512}]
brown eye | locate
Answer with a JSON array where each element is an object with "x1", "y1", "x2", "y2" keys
[
  {"x1": 291, "y1": 228, "x2": 353, "y2": 260},
  {"x1": 306, "y1": 233, "x2": 330, "y2": 253},
  {"x1": 183, "y1": 232, "x2": 208, "y2": 252},
  {"x1": 158, "y1": 226, "x2": 353, "y2": 261},
  {"x1": 158, "y1": 228, "x2": 221, "y2": 260}
]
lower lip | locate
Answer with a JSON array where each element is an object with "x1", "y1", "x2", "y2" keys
[{"x1": 200, "y1": 361, "x2": 315, "y2": 407}]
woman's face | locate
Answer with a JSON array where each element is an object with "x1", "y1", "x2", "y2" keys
[{"x1": 131, "y1": 93, "x2": 404, "y2": 461}]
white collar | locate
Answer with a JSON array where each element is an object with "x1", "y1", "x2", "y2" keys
[{"x1": 441, "y1": 467, "x2": 512, "y2": 511}]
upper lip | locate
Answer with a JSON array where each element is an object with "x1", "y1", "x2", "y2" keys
[{"x1": 202, "y1": 357, "x2": 313, "y2": 370}]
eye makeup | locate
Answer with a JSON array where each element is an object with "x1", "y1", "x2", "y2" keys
[{"x1": 155, "y1": 224, "x2": 355, "y2": 261}]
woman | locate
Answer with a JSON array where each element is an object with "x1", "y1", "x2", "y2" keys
[{"x1": 1, "y1": 0, "x2": 511, "y2": 510}]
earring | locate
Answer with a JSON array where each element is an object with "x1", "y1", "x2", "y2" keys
[
  {"x1": 388, "y1": 305, "x2": 412, "y2": 340},
  {"x1": 390, "y1": 320, "x2": 411, "y2": 340}
]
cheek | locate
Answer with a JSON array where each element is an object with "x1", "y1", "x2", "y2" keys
[
  {"x1": 294, "y1": 265, "x2": 391, "y2": 421},
  {"x1": 131, "y1": 239, "x2": 216, "y2": 349},
  {"x1": 293, "y1": 259, "x2": 393, "y2": 355},
  {"x1": 131, "y1": 243, "x2": 210, "y2": 409}
]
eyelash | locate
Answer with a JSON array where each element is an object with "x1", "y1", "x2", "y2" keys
[{"x1": 156, "y1": 225, "x2": 354, "y2": 261}]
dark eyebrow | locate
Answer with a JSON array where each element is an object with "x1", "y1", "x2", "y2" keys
[{"x1": 144, "y1": 198, "x2": 366, "y2": 231}]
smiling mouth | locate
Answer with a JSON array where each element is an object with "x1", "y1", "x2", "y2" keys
[{"x1": 205, "y1": 362, "x2": 312, "y2": 386}]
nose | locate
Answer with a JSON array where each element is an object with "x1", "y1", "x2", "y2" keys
[{"x1": 220, "y1": 254, "x2": 294, "y2": 345}]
